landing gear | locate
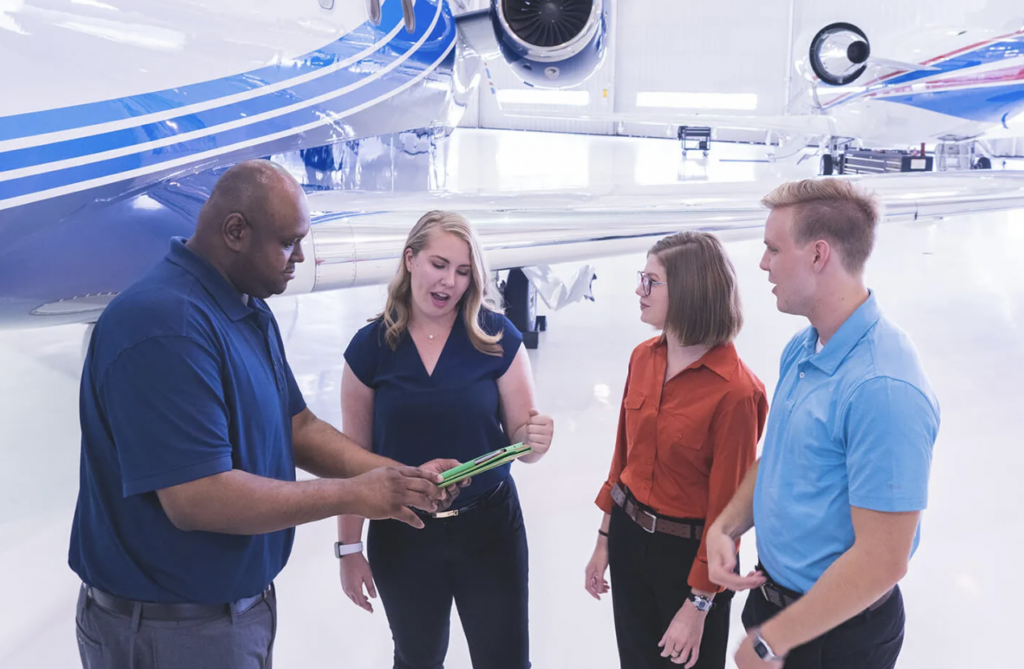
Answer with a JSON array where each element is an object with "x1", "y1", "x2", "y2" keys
[
  {"x1": 973, "y1": 156, "x2": 992, "y2": 170},
  {"x1": 820, "y1": 153, "x2": 838, "y2": 175},
  {"x1": 501, "y1": 268, "x2": 543, "y2": 349}
]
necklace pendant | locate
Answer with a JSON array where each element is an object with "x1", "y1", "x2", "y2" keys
[{"x1": 429, "y1": 334, "x2": 434, "y2": 340}]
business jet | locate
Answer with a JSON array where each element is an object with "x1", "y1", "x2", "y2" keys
[{"x1": 3, "y1": 0, "x2": 1024, "y2": 342}]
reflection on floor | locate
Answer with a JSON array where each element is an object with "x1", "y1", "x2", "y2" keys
[{"x1": 0, "y1": 130, "x2": 1021, "y2": 668}]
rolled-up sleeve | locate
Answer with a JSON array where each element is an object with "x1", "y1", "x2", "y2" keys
[
  {"x1": 596, "y1": 357, "x2": 633, "y2": 515},
  {"x1": 688, "y1": 392, "x2": 767, "y2": 593}
]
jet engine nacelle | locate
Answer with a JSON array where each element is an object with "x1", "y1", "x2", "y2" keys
[
  {"x1": 806, "y1": 22, "x2": 871, "y2": 86},
  {"x1": 489, "y1": 0, "x2": 608, "y2": 88}
]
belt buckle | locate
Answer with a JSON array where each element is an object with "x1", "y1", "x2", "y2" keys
[
  {"x1": 638, "y1": 508, "x2": 658, "y2": 533},
  {"x1": 760, "y1": 583, "x2": 780, "y2": 607}
]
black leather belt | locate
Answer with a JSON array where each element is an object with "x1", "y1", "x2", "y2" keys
[
  {"x1": 425, "y1": 480, "x2": 505, "y2": 519},
  {"x1": 757, "y1": 565, "x2": 893, "y2": 613},
  {"x1": 84, "y1": 583, "x2": 271, "y2": 621},
  {"x1": 611, "y1": 483, "x2": 704, "y2": 540}
]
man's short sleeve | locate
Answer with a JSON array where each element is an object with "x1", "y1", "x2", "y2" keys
[
  {"x1": 99, "y1": 335, "x2": 234, "y2": 497},
  {"x1": 843, "y1": 377, "x2": 938, "y2": 512},
  {"x1": 284, "y1": 362, "x2": 306, "y2": 416}
]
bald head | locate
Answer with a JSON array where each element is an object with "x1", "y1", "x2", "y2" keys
[
  {"x1": 197, "y1": 160, "x2": 304, "y2": 236},
  {"x1": 189, "y1": 160, "x2": 310, "y2": 299}
]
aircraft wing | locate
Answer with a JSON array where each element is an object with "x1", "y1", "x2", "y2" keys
[
  {"x1": 499, "y1": 109, "x2": 837, "y2": 138},
  {"x1": 285, "y1": 171, "x2": 1024, "y2": 296}
]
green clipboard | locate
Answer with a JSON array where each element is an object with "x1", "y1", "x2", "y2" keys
[{"x1": 436, "y1": 443, "x2": 532, "y2": 488}]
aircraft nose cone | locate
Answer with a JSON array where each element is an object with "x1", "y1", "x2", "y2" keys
[{"x1": 847, "y1": 40, "x2": 870, "y2": 64}]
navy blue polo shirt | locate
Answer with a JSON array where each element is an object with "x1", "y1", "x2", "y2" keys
[
  {"x1": 69, "y1": 238, "x2": 306, "y2": 604},
  {"x1": 344, "y1": 309, "x2": 523, "y2": 506}
]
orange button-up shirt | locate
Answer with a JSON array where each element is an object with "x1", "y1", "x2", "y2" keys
[{"x1": 596, "y1": 337, "x2": 768, "y2": 593}]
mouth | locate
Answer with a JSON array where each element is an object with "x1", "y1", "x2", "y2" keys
[
  {"x1": 284, "y1": 268, "x2": 295, "y2": 280},
  {"x1": 430, "y1": 291, "x2": 451, "y2": 309}
]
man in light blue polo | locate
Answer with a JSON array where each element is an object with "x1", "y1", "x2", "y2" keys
[{"x1": 705, "y1": 178, "x2": 939, "y2": 669}]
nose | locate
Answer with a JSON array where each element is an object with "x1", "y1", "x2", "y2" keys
[
  {"x1": 759, "y1": 250, "x2": 769, "y2": 272},
  {"x1": 635, "y1": 283, "x2": 645, "y2": 298},
  {"x1": 291, "y1": 240, "x2": 306, "y2": 265}
]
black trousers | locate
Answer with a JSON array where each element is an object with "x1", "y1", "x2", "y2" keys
[
  {"x1": 367, "y1": 478, "x2": 530, "y2": 669},
  {"x1": 741, "y1": 581, "x2": 905, "y2": 669},
  {"x1": 607, "y1": 503, "x2": 732, "y2": 669}
]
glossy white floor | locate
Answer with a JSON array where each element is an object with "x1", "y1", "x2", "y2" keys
[{"x1": 1, "y1": 130, "x2": 1022, "y2": 668}]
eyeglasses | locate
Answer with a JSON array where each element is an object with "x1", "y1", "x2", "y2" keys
[{"x1": 637, "y1": 271, "x2": 666, "y2": 297}]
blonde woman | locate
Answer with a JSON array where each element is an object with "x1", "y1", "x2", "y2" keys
[
  {"x1": 336, "y1": 211, "x2": 553, "y2": 669},
  {"x1": 585, "y1": 232, "x2": 768, "y2": 669}
]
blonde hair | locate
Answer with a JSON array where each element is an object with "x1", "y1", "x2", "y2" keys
[
  {"x1": 380, "y1": 211, "x2": 503, "y2": 356},
  {"x1": 760, "y1": 179, "x2": 880, "y2": 273},
  {"x1": 648, "y1": 231, "x2": 742, "y2": 348}
]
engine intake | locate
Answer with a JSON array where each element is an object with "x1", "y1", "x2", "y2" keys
[
  {"x1": 809, "y1": 22, "x2": 870, "y2": 86},
  {"x1": 493, "y1": 0, "x2": 607, "y2": 87},
  {"x1": 502, "y1": 0, "x2": 593, "y2": 49}
]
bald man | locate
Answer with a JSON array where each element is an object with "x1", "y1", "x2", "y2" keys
[{"x1": 69, "y1": 161, "x2": 460, "y2": 669}]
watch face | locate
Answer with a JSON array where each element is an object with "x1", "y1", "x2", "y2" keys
[
  {"x1": 753, "y1": 640, "x2": 769, "y2": 660},
  {"x1": 690, "y1": 595, "x2": 712, "y2": 612}
]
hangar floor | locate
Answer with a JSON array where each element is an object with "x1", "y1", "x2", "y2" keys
[{"x1": 0, "y1": 129, "x2": 1020, "y2": 668}]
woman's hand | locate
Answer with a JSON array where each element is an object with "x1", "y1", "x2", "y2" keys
[
  {"x1": 658, "y1": 599, "x2": 708, "y2": 667},
  {"x1": 340, "y1": 552, "x2": 377, "y2": 613},
  {"x1": 584, "y1": 536, "x2": 610, "y2": 600},
  {"x1": 521, "y1": 410, "x2": 554, "y2": 461}
]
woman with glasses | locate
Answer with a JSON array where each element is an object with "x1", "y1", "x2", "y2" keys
[{"x1": 585, "y1": 232, "x2": 768, "y2": 669}]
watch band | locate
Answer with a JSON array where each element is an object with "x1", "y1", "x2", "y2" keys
[
  {"x1": 753, "y1": 630, "x2": 784, "y2": 662},
  {"x1": 334, "y1": 541, "x2": 364, "y2": 558},
  {"x1": 688, "y1": 593, "x2": 713, "y2": 612}
]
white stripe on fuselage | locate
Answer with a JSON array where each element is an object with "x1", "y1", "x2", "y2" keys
[{"x1": 0, "y1": 1, "x2": 450, "y2": 212}]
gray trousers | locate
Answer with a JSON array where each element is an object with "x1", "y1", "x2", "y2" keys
[{"x1": 75, "y1": 584, "x2": 277, "y2": 669}]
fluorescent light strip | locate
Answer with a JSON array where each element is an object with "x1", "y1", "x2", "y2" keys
[
  {"x1": 636, "y1": 92, "x2": 758, "y2": 110},
  {"x1": 496, "y1": 90, "x2": 591, "y2": 106}
]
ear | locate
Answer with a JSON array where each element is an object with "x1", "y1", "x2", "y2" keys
[
  {"x1": 811, "y1": 240, "x2": 832, "y2": 273},
  {"x1": 404, "y1": 248, "x2": 415, "y2": 273},
  {"x1": 223, "y1": 213, "x2": 247, "y2": 252}
]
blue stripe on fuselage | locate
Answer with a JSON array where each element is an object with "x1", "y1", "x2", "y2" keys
[
  {"x1": 0, "y1": 4, "x2": 454, "y2": 203},
  {"x1": 0, "y1": 0, "x2": 429, "y2": 142}
]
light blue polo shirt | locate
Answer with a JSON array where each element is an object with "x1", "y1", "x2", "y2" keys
[{"x1": 753, "y1": 292, "x2": 940, "y2": 593}]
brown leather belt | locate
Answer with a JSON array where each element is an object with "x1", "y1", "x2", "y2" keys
[
  {"x1": 611, "y1": 483, "x2": 704, "y2": 540},
  {"x1": 757, "y1": 565, "x2": 894, "y2": 613}
]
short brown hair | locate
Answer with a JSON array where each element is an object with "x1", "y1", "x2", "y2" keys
[
  {"x1": 649, "y1": 231, "x2": 742, "y2": 347},
  {"x1": 760, "y1": 178, "x2": 880, "y2": 273}
]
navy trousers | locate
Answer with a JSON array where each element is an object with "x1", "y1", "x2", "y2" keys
[{"x1": 368, "y1": 477, "x2": 530, "y2": 669}]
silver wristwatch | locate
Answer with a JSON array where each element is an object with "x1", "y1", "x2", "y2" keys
[
  {"x1": 688, "y1": 593, "x2": 713, "y2": 612},
  {"x1": 752, "y1": 630, "x2": 784, "y2": 662}
]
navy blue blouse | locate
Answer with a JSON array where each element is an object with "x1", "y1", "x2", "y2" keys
[{"x1": 344, "y1": 308, "x2": 523, "y2": 506}]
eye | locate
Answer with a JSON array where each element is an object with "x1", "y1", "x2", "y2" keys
[
  {"x1": 456, "y1": 270, "x2": 470, "y2": 277},
  {"x1": 433, "y1": 263, "x2": 445, "y2": 270}
]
